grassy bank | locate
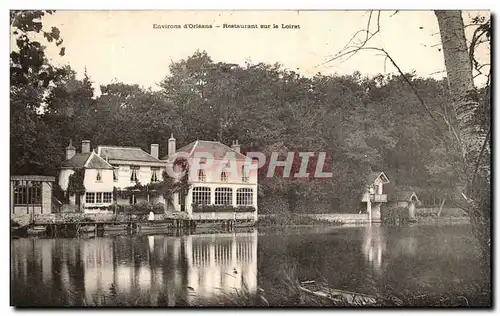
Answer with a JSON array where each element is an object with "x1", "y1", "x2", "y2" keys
[
  {"x1": 11, "y1": 269, "x2": 490, "y2": 307},
  {"x1": 256, "y1": 214, "x2": 343, "y2": 229},
  {"x1": 416, "y1": 207, "x2": 468, "y2": 218}
]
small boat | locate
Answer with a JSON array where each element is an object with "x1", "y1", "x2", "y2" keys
[
  {"x1": 103, "y1": 224, "x2": 129, "y2": 231},
  {"x1": 27, "y1": 225, "x2": 47, "y2": 235},
  {"x1": 136, "y1": 222, "x2": 172, "y2": 232},
  {"x1": 78, "y1": 225, "x2": 96, "y2": 233},
  {"x1": 78, "y1": 231, "x2": 96, "y2": 238},
  {"x1": 299, "y1": 280, "x2": 377, "y2": 306},
  {"x1": 234, "y1": 220, "x2": 256, "y2": 228},
  {"x1": 11, "y1": 225, "x2": 25, "y2": 235}
]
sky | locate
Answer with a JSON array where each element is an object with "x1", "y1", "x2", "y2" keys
[{"x1": 36, "y1": 10, "x2": 490, "y2": 93}]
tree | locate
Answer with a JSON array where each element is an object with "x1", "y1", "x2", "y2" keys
[
  {"x1": 10, "y1": 10, "x2": 67, "y2": 175},
  {"x1": 324, "y1": 10, "x2": 490, "y2": 258},
  {"x1": 435, "y1": 10, "x2": 490, "y2": 258}
]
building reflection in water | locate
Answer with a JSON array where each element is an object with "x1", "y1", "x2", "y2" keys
[
  {"x1": 185, "y1": 231, "x2": 258, "y2": 305},
  {"x1": 362, "y1": 225, "x2": 386, "y2": 275},
  {"x1": 11, "y1": 229, "x2": 258, "y2": 306}
]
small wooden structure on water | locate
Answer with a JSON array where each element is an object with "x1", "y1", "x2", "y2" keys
[{"x1": 387, "y1": 190, "x2": 420, "y2": 222}]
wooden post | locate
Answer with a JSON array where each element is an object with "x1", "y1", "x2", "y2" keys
[{"x1": 367, "y1": 200, "x2": 372, "y2": 224}]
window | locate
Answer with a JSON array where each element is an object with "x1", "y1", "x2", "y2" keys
[
  {"x1": 192, "y1": 187, "x2": 211, "y2": 205},
  {"x1": 96, "y1": 170, "x2": 102, "y2": 182},
  {"x1": 86, "y1": 192, "x2": 96, "y2": 204},
  {"x1": 95, "y1": 192, "x2": 103, "y2": 203},
  {"x1": 237, "y1": 188, "x2": 253, "y2": 206},
  {"x1": 85, "y1": 192, "x2": 113, "y2": 204},
  {"x1": 151, "y1": 167, "x2": 160, "y2": 183},
  {"x1": 215, "y1": 188, "x2": 232, "y2": 205},
  {"x1": 113, "y1": 168, "x2": 118, "y2": 182},
  {"x1": 220, "y1": 170, "x2": 228, "y2": 182},
  {"x1": 242, "y1": 165, "x2": 249, "y2": 183},
  {"x1": 198, "y1": 169, "x2": 206, "y2": 182},
  {"x1": 129, "y1": 194, "x2": 137, "y2": 205},
  {"x1": 103, "y1": 192, "x2": 113, "y2": 203},
  {"x1": 13, "y1": 180, "x2": 42, "y2": 205},
  {"x1": 130, "y1": 167, "x2": 139, "y2": 182}
]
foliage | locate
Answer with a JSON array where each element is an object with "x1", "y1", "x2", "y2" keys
[
  {"x1": 381, "y1": 206, "x2": 410, "y2": 226},
  {"x1": 192, "y1": 204, "x2": 256, "y2": 213},
  {"x1": 257, "y1": 214, "x2": 343, "y2": 228},
  {"x1": 10, "y1": 10, "x2": 67, "y2": 176},
  {"x1": 415, "y1": 207, "x2": 467, "y2": 218},
  {"x1": 11, "y1": 274, "x2": 490, "y2": 307},
  {"x1": 52, "y1": 182, "x2": 67, "y2": 203},
  {"x1": 67, "y1": 169, "x2": 85, "y2": 193},
  {"x1": 116, "y1": 202, "x2": 165, "y2": 215}
]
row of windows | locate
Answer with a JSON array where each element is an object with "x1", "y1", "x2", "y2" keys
[
  {"x1": 197, "y1": 167, "x2": 250, "y2": 183},
  {"x1": 97, "y1": 167, "x2": 161, "y2": 183},
  {"x1": 13, "y1": 180, "x2": 42, "y2": 205},
  {"x1": 192, "y1": 187, "x2": 253, "y2": 206},
  {"x1": 85, "y1": 192, "x2": 113, "y2": 204},
  {"x1": 96, "y1": 166, "x2": 249, "y2": 184}
]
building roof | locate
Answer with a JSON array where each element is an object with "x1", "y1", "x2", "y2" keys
[
  {"x1": 367, "y1": 171, "x2": 390, "y2": 185},
  {"x1": 162, "y1": 140, "x2": 248, "y2": 161},
  {"x1": 389, "y1": 190, "x2": 420, "y2": 202},
  {"x1": 85, "y1": 152, "x2": 114, "y2": 169},
  {"x1": 61, "y1": 152, "x2": 113, "y2": 169},
  {"x1": 11, "y1": 175, "x2": 55, "y2": 182},
  {"x1": 97, "y1": 146, "x2": 162, "y2": 163},
  {"x1": 61, "y1": 153, "x2": 91, "y2": 168}
]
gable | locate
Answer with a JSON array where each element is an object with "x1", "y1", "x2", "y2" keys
[
  {"x1": 61, "y1": 152, "x2": 113, "y2": 170},
  {"x1": 85, "y1": 153, "x2": 113, "y2": 169},
  {"x1": 389, "y1": 191, "x2": 420, "y2": 202},
  {"x1": 163, "y1": 140, "x2": 248, "y2": 161},
  {"x1": 368, "y1": 171, "x2": 390, "y2": 185}
]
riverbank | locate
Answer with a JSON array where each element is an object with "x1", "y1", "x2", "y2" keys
[
  {"x1": 12, "y1": 269, "x2": 489, "y2": 307},
  {"x1": 417, "y1": 216, "x2": 470, "y2": 225},
  {"x1": 256, "y1": 214, "x2": 343, "y2": 229}
]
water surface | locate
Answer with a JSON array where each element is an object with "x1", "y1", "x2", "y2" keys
[{"x1": 11, "y1": 224, "x2": 486, "y2": 306}]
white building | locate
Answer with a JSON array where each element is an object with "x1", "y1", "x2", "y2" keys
[
  {"x1": 96, "y1": 144, "x2": 166, "y2": 206},
  {"x1": 361, "y1": 171, "x2": 390, "y2": 223},
  {"x1": 58, "y1": 140, "x2": 166, "y2": 213},
  {"x1": 163, "y1": 135, "x2": 258, "y2": 224}
]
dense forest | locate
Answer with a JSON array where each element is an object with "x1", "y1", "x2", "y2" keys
[{"x1": 10, "y1": 11, "x2": 490, "y2": 215}]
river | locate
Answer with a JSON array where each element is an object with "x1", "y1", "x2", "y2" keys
[{"x1": 10, "y1": 223, "x2": 489, "y2": 306}]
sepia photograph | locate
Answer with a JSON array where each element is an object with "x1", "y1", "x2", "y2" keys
[{"x1": 9, "y1": 9, "x2": 491, "y2": 307}]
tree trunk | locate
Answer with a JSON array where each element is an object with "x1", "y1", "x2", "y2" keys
[
  {"x1": 437, "y1": 195, "x2": 446, "y2": 217},
  {"x1": 435, "y1": 11, "x2": 484, "y2": 166},
  {"x1": 435, "y1": 10, "x2": 490, "y2": 258}
]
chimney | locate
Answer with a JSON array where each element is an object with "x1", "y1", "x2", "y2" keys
[
  {"x1": 150, "y1": 144, "x2": 159, "y2": 159},
  {"x1": 168, "y1": 134, "x2": 176, "y2": 157},
  {"x1": 66, "y1": 139, "x2": 76, "y2": 160},
  {"x1": 231, "y1": 139, "x2": 241, "y2": 153},
  {"x1": 82, "y1": 140, "x2": 91, "y2": 154}
]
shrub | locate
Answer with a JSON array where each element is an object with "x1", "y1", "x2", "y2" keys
[
  {"x1": 116, "y1": 202, "x2": 165, "y2": 215},
  {"x1": 381, "y1": 206, "x2": 410, "y2": 226},
  {"x1": 192, "y1": 204, "x2": 256, "y2": 213},
  {"x1": 152, "y1": 203, "x2": 166, "y2": 214}
]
